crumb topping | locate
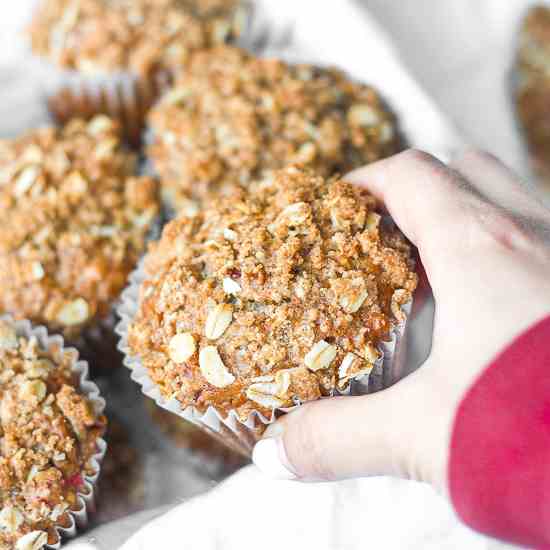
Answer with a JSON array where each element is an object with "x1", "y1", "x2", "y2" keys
[
  {"x1": 128, "y1": 166, "x2": 417, "y2": 418},
  {"x1": 0, "y1": 320, "x2": 106, "y2": 549},
  {"x1": 0, "y1": 116, "x2": 159, "y2": 338},
  {"x1": 28, "y1": 0, "x2": 246, "y2": 77},
  {"x1": 147, "y1": 46, "x2": 401, "y2": 214}
]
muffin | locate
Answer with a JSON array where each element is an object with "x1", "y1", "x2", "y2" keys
[
  {"x1": 147, "y1": 46, "x2": 401, "y2": 215},
  {"x1": 0, "y1": 318, "x2": 106, "y2": 549},
  {"x1": 0, "y1": 115, "x2": 159, "y2": 343},
  {"x1": 28, "y1": 0, "x2": 248, "y2": 144},
  {"x1": 126, "y1": 166, "x2": 417, "y2": 428},
  {"x1": 515, "y1": 5, "x2": 550, "y2": 186}
]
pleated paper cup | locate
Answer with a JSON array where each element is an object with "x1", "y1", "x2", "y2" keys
[
  {"x1": 35, "y1": 65, "x2": 170, "y2": 148},
  {"x1": 116, "y1": 261, "x2": 412, "y2": 457},
  {"x1": 0, "y1": 315, "x2": 107, "y2": 550}
]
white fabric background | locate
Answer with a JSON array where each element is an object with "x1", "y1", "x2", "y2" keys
[{"x1": 0, "y1": 1, "x2": 541, "y2": 548}]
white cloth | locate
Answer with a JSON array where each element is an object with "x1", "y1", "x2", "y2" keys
[{"x1": 0, "y1": 1, "x2": 540, "y2": 549}]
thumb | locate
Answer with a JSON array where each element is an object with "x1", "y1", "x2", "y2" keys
[{"x1": 252, "y1": 368, "x2": 449, "y2": 488}]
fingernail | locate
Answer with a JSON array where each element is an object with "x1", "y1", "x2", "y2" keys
[{"x1": 252, "y1": 437, "x2": 297, "y2": 480}]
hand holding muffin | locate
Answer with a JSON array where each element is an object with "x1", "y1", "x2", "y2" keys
[{"x1": 252, "y1": 150, "x2": 550, "y2": 489}]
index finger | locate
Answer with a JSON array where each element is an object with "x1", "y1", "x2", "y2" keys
[{"x1": 344, "y1": 149, "x2": 473, "y2": 254}]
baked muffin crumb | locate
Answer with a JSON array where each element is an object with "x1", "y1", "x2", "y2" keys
[
  {"x1": 0, "y1": 320, "x2": 106, "y2": 549},
  {"x1": 129, "y1": 166, "x2": 417, "y2": 419},
  {"x1": 29, "y1": 0, "x2": 246, "y2": 78},
  {"x1": 148, "y1": 46, "x2": 401, "y2": 213},
  {"x1": 0, "y1": 116, "x2": 159, "y2": 338}
]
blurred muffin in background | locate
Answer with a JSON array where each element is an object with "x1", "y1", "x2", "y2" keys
[
  {"x1": 0, "y1": 318, "x2": 106, "y2": 549},
  {"x1": 0, "y1": 116, "x2": 159, "y2": 348},
  {"x1": 28, "y1": 0, "x2": 248, "y2": 145},
  {"x1": 147, "y1": 46, "x2": 402, "y2": 215},
  {"x1": 145, "y1": 400, "x2": 248, "y2": 469},
  {"x1": 515, "y1": 5, "x2": 550, "y2": 187}
]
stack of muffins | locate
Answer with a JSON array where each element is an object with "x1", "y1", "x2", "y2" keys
[{"x1": 0, "y1": 0, "x2": 419, "y2": 546}]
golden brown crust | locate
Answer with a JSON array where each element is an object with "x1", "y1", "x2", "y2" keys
[
  {"x1": 128, "y1": 166, "x2": 417, "y2": 419},
  {"x1": 0, "y1": 116, "x2": 159, "y2": 338},
  {"x1": 28, "y1": 0, "x2": 246, "y2": 78},
  {"x1": 147, "y1": 46, "x2": 401, "y2": 213},
  {"x1": 0, "y1": 320, "x2": 106, "y2": 549}
]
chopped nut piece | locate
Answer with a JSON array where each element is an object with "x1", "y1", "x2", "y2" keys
[
  {"x1": 205, "y1": 304, "x2": 233, "y2": 340},
  {"x1": 223, "y1": 228, "x2": 238, "y2": 241},
  {"x1": 87, "y1": 115, "x2": 114, "y2": 135},
  {"x1": 337, "y1": 353, "x2": 374, "y2": 390},
  {"x1": 223, "y1": 277, "x2": 241, "y2": 295},
  {"x1": 246, "y1": 369, "x2": 291, "y2": 408},
  {"x1": 338, "y1": 353, "x2": 357, "y2": 380},
  {"x1": 15, "y1": 531, "x2": 48, "y2": 550},
  {"x1": 0, "y1": 321, "x2": 18, "y2": 350},
  {"x1": 304, "y1": 340, "x2": 337, "y2": 372},
  {"x1": 0, "y1": 506, "x2": 23, "y2": 533},
  {"x1": 245, "y1": 391, "x2": 286, "y2": 409},
  {"x1": 339, "y1": 288, "x2": 369, "y2": 314},
  {"x1": 391, "y1": 289, "x2": 410, "y2": 322},
  {"x1": 278, "y1": 202, "x2": 311, "y2": 225},
  {"x1": 348, "y1": 104, "x2": 381, "y2": 127},
  {"x1": 364, "y1": 343, "x2": 380, "y2": 364},
  {"x1": 14, "y1": 166, "x2": 39, "y2": 197},
  {"x1": 31, "y1": 262, "x2": 45, "y2": 280},
  {"x1": 19, "y1": 380, "x2": 47, "y2": 404},
  {"x1": 56, "y1": 298, "x2": 90, "y2": 327},
  {"x1": 168, "y1": 333, "x2": 196, "y2": 363},
  {"x1": 199, "y1": 346, "x2": 235, "y2": 388}
]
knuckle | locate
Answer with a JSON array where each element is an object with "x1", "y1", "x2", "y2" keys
[
  {"x1": 454, "y1": 147, "x2": 494, "y2": 165},
  {"x1": 401, "y1": 148, "x2": 437, "y2": 166},
  {"x1": 463, "y1": 205, "x2": 533, "y2": 251}
]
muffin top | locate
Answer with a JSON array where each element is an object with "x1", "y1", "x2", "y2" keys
[
  {"x1": 128, "y1": 167, "x2": 417, "y2": 419},
  {"x1": 0, "y1": 320, "x2": 106, "y2": 549},
  {"x1": 0, "y1": 116, "x2": 159, "y2": 338},
  {"x1": 29, "y1": 0, "x2": 245, "y2": 78},
  {"x1": 147, "y1": 46, "x2": 401, "y2": 214}
]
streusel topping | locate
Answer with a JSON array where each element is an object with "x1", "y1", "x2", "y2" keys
[
  {"x1": 147, "y1": 46, "x2": 401, "y2": 214},
  {"x1": 29, "y1": 0, "x2": 246, "y2": 78},
  {"x1": 0, "y1": 116, "x2": 159, "y2": 338},
  {"x1": 128, "y1": 167, "x2": 417, "y2": 419},
  {"x1": 0, "y1": 320, "x2": 106, "y2": 549}
]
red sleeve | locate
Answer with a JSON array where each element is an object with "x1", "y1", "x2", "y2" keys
[{"x1": 449, "y1": 315, "x2": 550, "y2": 548}]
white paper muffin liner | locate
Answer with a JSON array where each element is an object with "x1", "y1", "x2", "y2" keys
[
  {"x1": 115, "y1": 261, "x2": 412, "y2": 457},
  {"x1": 0, "y1": 315, "x2": 107, "y2": 550}
]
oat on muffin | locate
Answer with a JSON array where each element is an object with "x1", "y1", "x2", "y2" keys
[
  {"x1": 0, "y1": 116, "x2": 159, "y2": 339},
  {"x1": 28, "y1": 0, "x2": 247, "y2": 79},
  {"x1": 128, "y1": 166, "x2": 417, "y2": 420},
  {"x1": 0, "y1": 319, "x2": 106, "y2": 549},
  {"x1": 147, "y1": 46, "x2": 401, "y2": 214},
  {"x1": 515, "y1": 5, "x2": 550, "y2": 185}
]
